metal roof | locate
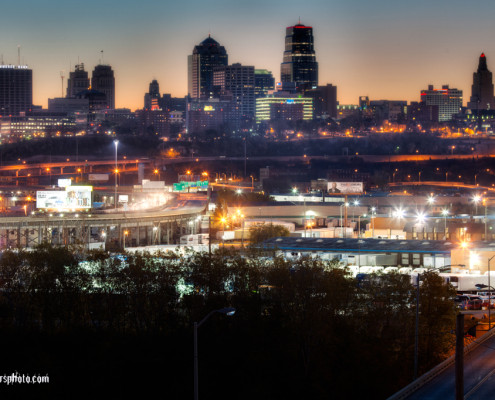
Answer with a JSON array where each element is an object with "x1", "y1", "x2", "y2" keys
[{"x1": 261, "y1": 237, "x2": 456, "y2": 254}]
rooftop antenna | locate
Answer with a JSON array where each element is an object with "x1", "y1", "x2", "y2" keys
[
  {"x1": 100, "y1": 50, "x2": 104, "y2": 65},
  {"x1": 298, "y1": 16, "x2": 301, "y2": 24},
  {"x1": 60, "y1": 71, "x2": 65, "y2": 97},
  {"x1": 17, "y1": 45, "x2": 20, "y2": 66},
  {"x1": 1, "y1": 54, "x2": 3, "y2": 65}
]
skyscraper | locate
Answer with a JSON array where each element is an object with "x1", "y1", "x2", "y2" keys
[
  {"x1": 92, "y1": 64, "x2": 115, "y2": 109},
  {"x1": 144, "y1": 80, "x2": 161, "y2": 110},
  {"x1": 0, "y1": 65, "x2": 32, "y2": 116},
  {"x1": 188, "y1": 35, "x2": 228, "y2": 99},
  {"x1": 66, "y1": 63, "x2": 90, "y2": 98},
  {"x1": 213, "y1": 63, "x2": 255, "y2": 122},
  {"x1": 280, "y1": 22, "x2": 318, "y2": 93},
  {"x1": 468, "y1": 53, "x2": 495, "y2": 111}
]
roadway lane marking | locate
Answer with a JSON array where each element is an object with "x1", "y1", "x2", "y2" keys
[{"x1": 464, "y1": 366, "x2": 495, "y2": 399}]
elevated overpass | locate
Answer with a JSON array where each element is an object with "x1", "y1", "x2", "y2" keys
[{"x1": 0, "y1": 197, "x2": 207, "y2": 250}]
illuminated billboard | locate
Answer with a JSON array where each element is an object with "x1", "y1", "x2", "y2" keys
[
  {"x1": 36, "y1": 186, "x2": 93, "y2": 210},
  {"x1": 58, "y1": 178, "x2": 72, "y2": 188},
  {"x1": 66, "y1": 186, "x2": 92, "y2": 209},
  {"x1": 36, "y1": 191, "x2": 67, "y2": 209},
  {"x1": 327, "y1": 182, "x2": 364, "y2": 194}
]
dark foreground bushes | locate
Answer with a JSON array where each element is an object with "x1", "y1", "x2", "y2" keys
[{"x1": 0, "y1": 245, "x2": 456, "y2": 399}]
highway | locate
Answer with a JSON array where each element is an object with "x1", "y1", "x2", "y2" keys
[
  {"x1": 406, "y1": 330, "x2": 495, "y2": 399},
  {"x1": 0, "y1": 153, "x2": 492, "y2": 174},
  {"x1": 160, "y1": 154, "x2": 495, "y2": 164}
]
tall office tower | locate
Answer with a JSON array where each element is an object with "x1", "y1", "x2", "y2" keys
[
  {"x1": 420, "y1": 85, "x2": 462, "y2": 122},
  {"x1": 467, "y1": 53, "x2": 495, "y2": 110},
  {"x1": 280, "y1": 22, "x2": 318, "y2": 93},
  {"x1": 306, "y1": 84, "x2": 338, "y2": 119},
  {"x1": 0, "y1": 65, "x2": 32, "y2": 116},
  {"x1": 92, "y1": 64, "x2": 115, "y2": 109},
  {"x1": 213, "y1": 63, "x2": 255, "y2": 122},
  {"x1": 188, "y1": 35, "x2": 228, "y2": 99},
  {"x1": 254, "y1": 69, "x2": 275, "y2": 98},
  {"x1": 66, "y1": 63, "x2": 90, "y2": 98},
  {"x1": 144, "y1": 80, "x2": 161, "y2": 110}
]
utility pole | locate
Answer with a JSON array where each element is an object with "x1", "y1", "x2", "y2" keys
[
  {"x1": 455, "y1": 313, "x2": 464, "y2": 400},
  {"x1": 414, "y1": 273, "x2": 420, "y2": 380}
]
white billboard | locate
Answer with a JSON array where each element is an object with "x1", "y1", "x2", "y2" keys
[
  {"x1": 327, "y1": 182, "x2": 364, "y2": 194},
  {"x1": 36, "y1": 186, "x2": 93, "y2": 210},
  {"x1": 58, "y1": 178, "x2": 72, "y2": 188},
  {"x1": 118, "y1": 194, "x2": 129, "y2": 203},
  {"x1": 37, "y1": 191, "x2": 67, "y2": 209},
  {"x1": 89, "y1": 173, "x2": 109, "y2": 181},
  {"x1": 66, "y1": 186, "x2": 92, "y2": 209}
]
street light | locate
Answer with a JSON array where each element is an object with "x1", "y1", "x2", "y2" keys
[
  {"x1": 123, "y1": 230, "x2": 128, "y2": 250},
  {"x1": 352, "y1": 199, "x2": 360, "y2": 230},
  {"x1": 220, "y1": 217, "x2": 226, "y2": 247},
  {"x1": 441, "y1": 208, "x2": 449, "y2": 239},
  {"x1": 340, "y1": 202, "x2": 349, "y2": 238},
  {"x1": 194, "y1": 307, "x2": 236, "y2": 400},
  {"x1": 473, "y1": 195, "x2": 481, "y2": 215},
  {"x1": 371, "y1": 207, "x2": 376, "y2": 238},
  {"x1": 416, "y1": 212, "x2": 427, "y2": 240},
  {"x1": 358, "y1": 213, "x2": 366, "y2": 239},
  {"x1": 114, "y1": 140, "x2": 119, "y2": 209}
]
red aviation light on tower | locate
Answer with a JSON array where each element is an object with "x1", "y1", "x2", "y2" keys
[{"x1": 481, "y1": 53, "x2": 486, "y2": 58}]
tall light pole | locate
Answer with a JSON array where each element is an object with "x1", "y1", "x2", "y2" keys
[
  {"x1": 473, "y1": 194, "x2": 481, "y2": 216},
  {"x1": 371, "y1": 207, "x2": 376, "y2": 238},
  {"x1": 352, "y1": 199, "x2": 359, "y2": 231},
  {"x1": 489, "y1": 256, "x2": 495, "y2": 331},
  {"x1": 358, "y1": 213, "x2": 366, "y2": 239},
  {"x1": 194, "y1": 307, "x2": 236, "y2": 400},
  {"x1": 441, "y1": 208, "x2": 449, "y2": 240},
  {"x1": 114, "y1": 140, "x2": 119, "y2": 209}
]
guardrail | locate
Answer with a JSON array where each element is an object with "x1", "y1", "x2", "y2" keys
[{"x1": 386, "y1": 324, "x2": 495, "y2": 400}]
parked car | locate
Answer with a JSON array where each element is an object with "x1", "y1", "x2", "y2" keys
[{"x1": 465, "y1": 299, "x2": 483, "y2": 310}]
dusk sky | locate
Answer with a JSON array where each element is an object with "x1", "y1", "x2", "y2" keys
[{"x1": 2, "y1": 0, "x2": 495, "y2": 110}]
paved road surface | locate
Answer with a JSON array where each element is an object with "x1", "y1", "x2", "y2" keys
[{"x1": 407, "y1": 332, "x2": 495, "y2": 399}]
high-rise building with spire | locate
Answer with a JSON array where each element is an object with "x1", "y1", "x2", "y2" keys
[
  {"x1": 144, "y1": 79, "x2": 161, "y2": 110},
  {"x1": 66, "y1": 63, "x2": 90, "y2": 98},
  {"x1": 280, "y1": 21, "x2": 318, "y2": 93},
  {"x1": 188, "y1": 35, "x2": 228, "y2": 99},
  {"x1": 468, "y1": 53, "x2": 495, "y2": 111},
  {"x1": 92, "y1": 64, "x2": 115, "y2": 109}
]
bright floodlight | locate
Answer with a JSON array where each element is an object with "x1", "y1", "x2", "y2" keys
[
  {"x1": 236, "y1": 189, "x2": 242, "y2": 194},
  {"x1": 416, "y1": 212, "x2": 426, "y2": 224},
  {"x1": 292, "y1": 187, "x2": 298, "y2": 194},
  {"x1": 441, "y1": 208, "x2": 449, "y2": 217},
  {"x1": 427, "y1": 196, "x2": 435, "y2": 205},
  {"x1": 394, "y1": 208, "x2": 405, "y2": 219},
  {"x1": 473, "y1": 195, "x2": 481, "y2": 204},
  {"x1": 353, "y1": 200, "x2": 360, "y2": 206}
]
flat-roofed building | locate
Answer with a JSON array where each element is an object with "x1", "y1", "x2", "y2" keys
[
  {"x1": 256, "y1": 93, "x2": 313, "y2": 123},
  {"x1": 0, "y1": 65, "x2": 32, "y2": 116}
]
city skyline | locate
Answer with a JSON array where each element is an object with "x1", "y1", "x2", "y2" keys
[{"x1": 2, "y1": 0, "x2": 495, "y2": 110}]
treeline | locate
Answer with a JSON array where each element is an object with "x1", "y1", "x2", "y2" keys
[{"x1": 0, "y1": 244, "x2": 456, "y2": 399}]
